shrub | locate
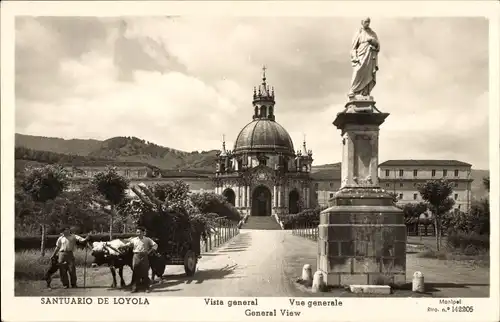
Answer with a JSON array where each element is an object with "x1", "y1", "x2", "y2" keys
[
  {"x1": 447, "y1": 230, "x2": 489, "y2": 252},
  {"x1": 281, "y1": 206, "x2": 327, "y2": 229},
  {"x1": 444, "y1": 199, "x2": 489, "y2": 235}
]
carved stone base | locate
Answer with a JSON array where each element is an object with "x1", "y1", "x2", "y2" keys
[
  {"x1": 319, "y1": 187, "x2": 406, "y2": 287},
  {"x1": 344, "y1": 96, "x2": 378, "y2": 113}
]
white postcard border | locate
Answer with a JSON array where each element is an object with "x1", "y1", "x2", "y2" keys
[{"x1": 1, "y1": 1, "x2": 499, "y2": 322}]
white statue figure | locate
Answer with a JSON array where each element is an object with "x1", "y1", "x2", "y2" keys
[{"x1": 348, "y1": 17, "x2": 380, "y2": 99}]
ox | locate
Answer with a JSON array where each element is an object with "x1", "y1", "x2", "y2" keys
[{"x1": 89, "y1": 239, "x2": 166, "y2": 288}]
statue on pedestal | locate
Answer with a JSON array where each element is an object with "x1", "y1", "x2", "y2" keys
[{"x1": 348, "y1": 17, "x2": 380, "y2": 99}]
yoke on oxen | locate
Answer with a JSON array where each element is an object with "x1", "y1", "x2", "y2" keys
[{"x1": 88, "y1": 238, "x2": 166, "y2": 288}]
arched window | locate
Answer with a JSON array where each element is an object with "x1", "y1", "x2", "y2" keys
[
  {"x1": 289, "y1": 190, "x2": 300, "y2": 214},
  {"x1": 260, "y1": 106, "x2": 267, "y2": 117},
  {"x1": 223, "y1": 189, "x2": 236, "y2": 206}
]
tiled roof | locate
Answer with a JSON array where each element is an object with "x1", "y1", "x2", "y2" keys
[
  {"x1": 379, "y1": 160, "x2": 472, "y2": 167},
  {"x1": 160, "y1": 170, "x2": 212, "y2": 178},
  {"x1": 310, "y1": 169, "x2": 342, "y2": 180},
  {"x1": 62, "y1": 160, "x2": 154, "y2": 167}
]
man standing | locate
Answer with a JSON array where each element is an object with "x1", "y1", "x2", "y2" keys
[
  {"x1": 121, "y1": 227, "x2": 158, "y2": 293},
  {"x1": 50, "y1": 227, "x2": 89, "y2": 289}
]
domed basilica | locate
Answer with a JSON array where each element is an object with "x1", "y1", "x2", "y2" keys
[{"x1": 214, "y1": 69, "x2": 314, "y2": 217}]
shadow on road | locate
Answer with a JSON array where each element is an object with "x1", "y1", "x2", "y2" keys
[
  {"x1": 424, "y1": 282, "x2": 490, "y2": 292},
  {"x1": 213, "y1": 234, "x2": 253, "y2": 253},
  {"x1": 218, "y1": 248, "x2": 248, "y2": 253},
  {"x1": 395, "y1": 282, "x2": 490, "y2": 295},
  {"x1": 151, "y1": 264, "x2": 239, "y2": 292}
]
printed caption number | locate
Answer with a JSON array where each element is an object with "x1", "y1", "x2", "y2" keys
[{"x1": 451, "y1": 306, "x2": 474, "y2": 313}]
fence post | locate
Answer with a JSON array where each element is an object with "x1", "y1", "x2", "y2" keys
[
  {"x1": 215, "y1": 222, "x2": 219, "y2": 247},
  {"x1": 224, "y1": 220, "x2": 227, "y2": 242},
  {"x1": 218, "y1": 219, "x2": 222, "y2": 245},
  {"x1": 223, "y1": 220, "x2": 227, "y2": 243}
]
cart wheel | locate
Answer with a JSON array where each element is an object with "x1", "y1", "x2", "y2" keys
[{"x1": 184, "y1": 250, "x2": 197, "y2": 276}]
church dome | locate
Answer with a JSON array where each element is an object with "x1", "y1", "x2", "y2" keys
[{"x1": 234, "y1": 119, "x2": 295, "y2": 156}]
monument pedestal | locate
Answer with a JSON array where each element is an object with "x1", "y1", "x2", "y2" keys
[{"x1": 318, "y1": 98, "x2": 406, "y2": 287}]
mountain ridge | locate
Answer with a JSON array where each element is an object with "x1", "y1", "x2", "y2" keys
[{"x1": 16, "y1": 133, "x2": 219, "y2": 171}]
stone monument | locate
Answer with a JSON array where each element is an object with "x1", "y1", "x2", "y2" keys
[{"x1": 317, "y1": 18, "x2": 406, "y2": 287}]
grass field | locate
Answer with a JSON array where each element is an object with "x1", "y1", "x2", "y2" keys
[{"x1": 15, "y1": 248, "x2": 92, "y2": 281}]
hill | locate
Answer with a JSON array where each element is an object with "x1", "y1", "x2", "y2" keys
[
  {"x1": 15, "y1": 133, "x2": 219, "y2": 171},
  {"x1": 470, "y1": 169, "x2": 489, "y2": 200},
  {"x1": 15, "y1": 134, "x2": 102, "y2": 156}
]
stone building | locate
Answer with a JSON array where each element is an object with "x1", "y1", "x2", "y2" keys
[
  {"x1": 378, "y1": 160, "x2": 473, "y2": 211},
  {"x1": 64, "y1": 162, "x2": 212, "y2": 195},
  {"x1": 312, "y1": 160, "x2": 473, "y2": 211},
  {"x1": 213, "y1": 70, "x2": 315, "y2": 217},
  {"x1": 310, "y1": 164, "x2": 342, "y2": 206}
]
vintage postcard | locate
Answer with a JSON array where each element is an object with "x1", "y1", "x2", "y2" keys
[{"x1": 1, "y1": 1, "x2": 499, "y2": 321}]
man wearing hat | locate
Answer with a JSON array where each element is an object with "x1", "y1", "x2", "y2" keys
[
  {"x1": 50, "y1": 226, "x2": 89, "y2": 289},
  {"x1": 121, "y1": 226, "x2": 158, "y2": 293}
]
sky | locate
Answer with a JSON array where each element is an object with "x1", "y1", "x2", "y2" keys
[{"x1": 15, "y1": 16, "x2": 489, "y2": 169}]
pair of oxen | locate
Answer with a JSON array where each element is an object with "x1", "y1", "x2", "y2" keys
[{"x1": 85, "y1": 238, "x2": 167, "y2": 289}]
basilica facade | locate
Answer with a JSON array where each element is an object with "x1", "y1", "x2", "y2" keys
[{"x1": 213, "y1": 70, "x2": 314, "y2": 217}]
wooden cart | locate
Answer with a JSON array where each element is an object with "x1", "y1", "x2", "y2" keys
[{"x1": 155, "y1": 231, "x2": 201, "y2": 276}]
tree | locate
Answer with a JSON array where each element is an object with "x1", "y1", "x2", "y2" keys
[
  {"x1": 418, "y1": 179, "x2": 455, "y2": 251},
  {"x1": 388, "y1": 192, "x2": 399, "y2": 204},
  {"x1": 190, "y1": 191, "x2": 242, "y2": 221},
  {"x1": 91, "y1": 167, "x2": 129, "y2": 240},
  {"x1": 20, "y1": 165, "x2": 70, "y2": 256},
  {"x1": 444, "y1": 200, "x2": 489, "y2": 236},
  {"x1": 401, "y1": 202, "x2": 428, "y2": 236}
]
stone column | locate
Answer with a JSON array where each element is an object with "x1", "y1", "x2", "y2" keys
[
  {"x1": 277, "y1": 186, "x2": 282, "y2": 208},
  {"x1": 286, "y1": 186, "x2": 289, "y2": 209},
  {"x1": 236, "y1": 186, "x2": 240, "y2": 208},
  {"x1": 306, "y1": 187, "x2": 310, "y2": 208},
  {"x1": 318, "y1": 98, "x2": 406, "y2": 287},
  {"x1": 242, "y1": 186, "x2": 246, "y2": 208},
  {"x1": 302, "y1": 187, "x2": 307, "y2": 207},
  {"x1": 273, "y1": 185, "x2": 277, "y2": 208},
  {"x1": 246, "y1": 186, "x2": 250, "y2": 208}
]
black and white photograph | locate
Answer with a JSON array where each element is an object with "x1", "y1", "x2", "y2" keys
[{"x1": 2, "y1": 1, "x2": 499, "y2": 322}]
